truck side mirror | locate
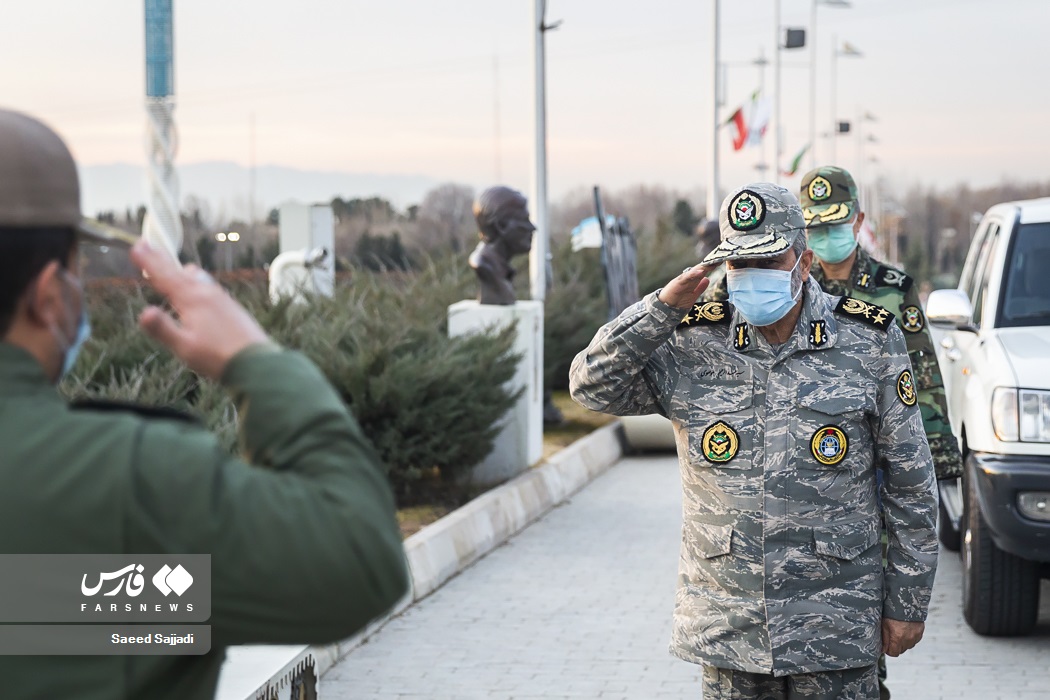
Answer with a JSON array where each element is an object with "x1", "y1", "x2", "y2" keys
[{"x1": 927, "y1": 289, "x2": 977, "y2": 333}]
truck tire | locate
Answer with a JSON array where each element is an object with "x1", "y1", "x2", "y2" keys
[
  {"x1": 938, "y1": 494, "x2": 961, "y2": 552},
  {"x1": 962, "y1": 472, "x2": 1040, "y2": 636}
]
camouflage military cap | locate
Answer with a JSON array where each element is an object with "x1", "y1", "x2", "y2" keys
[
  {"x1": 799, "y1": 165, "x2": 858, "y2": 228},
  {"x1": 700, "y1": 182, "x2": 805, "y2": 265}
]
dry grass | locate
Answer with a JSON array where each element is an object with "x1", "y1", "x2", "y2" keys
[{"x1": 395, "y1": 391, "x2": 614, "y2": 538}]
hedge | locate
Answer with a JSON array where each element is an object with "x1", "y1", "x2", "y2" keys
[{"x1": 67, "y1": 231, "x2": 698, "y2": 502}]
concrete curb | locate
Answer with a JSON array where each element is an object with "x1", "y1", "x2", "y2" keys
[{"x1": 215, "y1": 421, "x2": 624, "y2": 700}]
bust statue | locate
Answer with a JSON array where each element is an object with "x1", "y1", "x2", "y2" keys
[{"x1": 469, "y1": 186, "x2": 536, "y2": 305}]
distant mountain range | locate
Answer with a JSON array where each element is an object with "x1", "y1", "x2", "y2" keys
[{"x1": 79, "y1": 161, "x2": 438, "y2": 220}]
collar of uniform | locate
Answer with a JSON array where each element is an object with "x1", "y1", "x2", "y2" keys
[
  {"x1": 795, "y1": 278, "x2": 839, "y2": 351},
  {"x1": 809, "y1": 246, "x2": 876, "y2": 294},
  {"x1": 0, "y1": 343, "x2": 59, "y2": 397},
  {"x1": 727, "y1": 277, "x2": 839, "y2": 354},
  {"x1": 851, "y1": 247, "x2": 878, "y2": 292}
]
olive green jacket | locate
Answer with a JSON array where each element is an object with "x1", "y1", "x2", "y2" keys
[
  {"x1": 0, "y1": 342, "x2": 409, "y2": 700},
  {"x1": 703, "y1": 247, "x2": 963, "y2": 479}
]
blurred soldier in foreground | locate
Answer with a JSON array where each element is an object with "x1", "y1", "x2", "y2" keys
[
  {"x1": 570, "y1": 183, "x2": 937, "y2": 699},
  {"x1": 0, "y1": 108, "x2": 408, "y2": 699}
]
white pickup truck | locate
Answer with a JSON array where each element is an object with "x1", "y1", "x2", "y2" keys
[{"x1": 927, "y1": 197, "x2": 1050, "y2": 636}]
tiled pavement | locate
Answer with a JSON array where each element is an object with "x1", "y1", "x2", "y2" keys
[{"x1": 324, "y1": 455, "x2": 1050, "y2": 699}]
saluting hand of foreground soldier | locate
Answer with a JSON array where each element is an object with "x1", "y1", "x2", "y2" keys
[
  {"x1": 131, "y1": 239, "x2": 270, "y2": 381},
  {"x1": 658, "y1": 264, "x2": 717, "y2": 310}
]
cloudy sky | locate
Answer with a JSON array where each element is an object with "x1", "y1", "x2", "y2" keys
[{"x1": 1, "y1": 0, "x2": 1045, "y2": 215}]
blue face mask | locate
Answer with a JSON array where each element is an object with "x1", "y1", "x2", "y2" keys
[
  {"x1": 53, "y1": 271, "x2": 92, "y2": 381},
  {"x1": 807, "y1": 223, "x2": 857, "y2": 264},
  {"x1": 726, "y1": 255, "x2": 803, "y2": 327}
]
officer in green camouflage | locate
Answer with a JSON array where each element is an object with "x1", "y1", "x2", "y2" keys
[
  {"x1": 800, "y1": 166, "x2": 962, "y2": 481},
  {"x1": 570, "y1": 183, "x2": 938, "y2": 700},
  {"x1": 705, "y1": 166, "x2": 962, "y2": 482}
]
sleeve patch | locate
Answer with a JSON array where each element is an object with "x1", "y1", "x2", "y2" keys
[
  {"x1": 901, "y1": 305, "x2": 926, "y2": 333},
  {"x1": 678, "y1": 301, "x2": 731, "y2": 329},
  {"x1": 897, "y1": 370, "x2": 918, "y2": 406},
  {"x1": 834, "y1": 296, "x2": 894, "y2": 331},
  {"x1": 875, "y1": 265, "x2": 914, "y2": 293}
]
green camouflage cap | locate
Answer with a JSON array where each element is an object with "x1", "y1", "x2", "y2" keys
[
  {"x1": 799, "y1": 165, "x2": 858, "y2": 229},
  {"x1": 700, "y1": 182, "x2": 805, "y2": 265}
]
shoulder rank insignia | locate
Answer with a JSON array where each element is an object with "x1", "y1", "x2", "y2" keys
[
  {"x1": 835, "y1": 296, "x2": 894, "y2": 330},
  {"x1": 897, "y1": 370, "x2": 918, "y2": 406},
  {"x1": 733, "y1": 323, "x2": 751, "y2": 351},
  {"x1": 901, "y1": 305, "x2": 925, "y2": 333},
  {"x1": 678, "y1": 301, "x2": 729, "y2": 329},
  {"x1": 874, "y1": 265, "x2": 913, "y2": 293},
  {"x1": 809, "y1": 320, "x2": 828, "y2": 347}
]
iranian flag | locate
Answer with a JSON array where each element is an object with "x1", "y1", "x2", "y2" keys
[
  {"x1": 725, "y1": 107, "x2": 748, "y2": 151},
  {"x1": 782, "y1": 144, "x2": 810, "y2": 177}
]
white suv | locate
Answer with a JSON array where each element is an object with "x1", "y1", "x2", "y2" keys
[{"x1": 927, "y1": 197, "x2": 1050, "y2": 636}]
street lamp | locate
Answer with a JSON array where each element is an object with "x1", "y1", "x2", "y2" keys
[
  {"x1": 215, "y1": 231, "x2": 239, "y2": 271},
  {"x1": 829, "y1": 36, "x2": 862, "y2": 162},
  {"x1": 809, "y1": 0, "x2": 850, "y2": 169}
]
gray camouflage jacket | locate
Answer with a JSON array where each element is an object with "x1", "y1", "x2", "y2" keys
[{"x1": 569, "y1": 278, "x2": 938, "y2": 676}]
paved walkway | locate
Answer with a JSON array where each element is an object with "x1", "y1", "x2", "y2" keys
[{"x1": 324, "y1": 455, "x2": 1050, "y2": 699}]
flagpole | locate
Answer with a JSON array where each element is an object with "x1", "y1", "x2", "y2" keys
[
  {"x1": 809, "y1": 0, "x2": 818, "y2": 169},
  {"x1": 757, "y1": 48, "x2": 767, "y2": 178},
  {"x1": 830, "y1": 33, "x2": 837, "y2": 163},
  {"x1": 772, "y1": 0, "x2": 782, "y2": 185},
  {"x1": 707, "y1": 0, "x2": 720, "y2": 221}
]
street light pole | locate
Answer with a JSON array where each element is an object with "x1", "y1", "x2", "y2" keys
[
  {"x1": 810, "y1": 0, "x2": 851, "y2": 169},
  {"x1": 707, "y1": 0, "x2": 720, "y2": 220},
  {"x1": 529, "y1": 0, "x2": 552, "y2": 302}
]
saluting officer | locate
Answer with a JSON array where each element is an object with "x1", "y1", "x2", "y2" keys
[
  {"x1": 706, "y1": 166, "x2": 963, "y2": 483},
  {"x1": 570, "y1": 183, "x2": 938, "y2": 700}
]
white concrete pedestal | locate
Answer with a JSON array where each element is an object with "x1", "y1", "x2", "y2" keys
[{"x1": 448, "y1": 300, "x2": 543, "y2": 486}]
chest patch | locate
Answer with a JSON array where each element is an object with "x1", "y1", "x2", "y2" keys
[
  {"x1": 901, "y1": 305, "x2": 925, "y2": 333},
  {"x1": 811, "y1": 425, "x2": 849, "y2": 466},
  {"x1": 703, "y1": 421, "x2": 740, "y2": 464}
]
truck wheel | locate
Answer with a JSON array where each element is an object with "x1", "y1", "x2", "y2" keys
[
  {"x1": 962, "y1": 473, "x2": 1040, "y2": 635},
  {"x1": 938, "y1": 494, "x2": 961, "y2": 552}
]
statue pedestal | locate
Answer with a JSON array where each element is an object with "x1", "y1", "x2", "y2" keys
[{"x1": 448, "y1": 300, "x2": 543, "y2": 486}]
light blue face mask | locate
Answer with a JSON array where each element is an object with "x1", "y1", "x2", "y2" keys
[
  {"x1": 53, "y1": 271, "x2": 92, "y2": 381},
  {"x1": 807, "y1": 223, "x2": 857, "y2": 264},
  {"x1": 726, "y1": 255, "x2": 803, "y2": 327}
]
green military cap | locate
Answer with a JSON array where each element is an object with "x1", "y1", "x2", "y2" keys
[
  {"x1": 701, "y1": 182, "x2": 806, "y2": 265},
  {"x1": 0, "y1": 108, "x2": 137, "y2": 246},
  {"x1": 799, "y1": 165, "x2": 858, "y2": 229}
]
